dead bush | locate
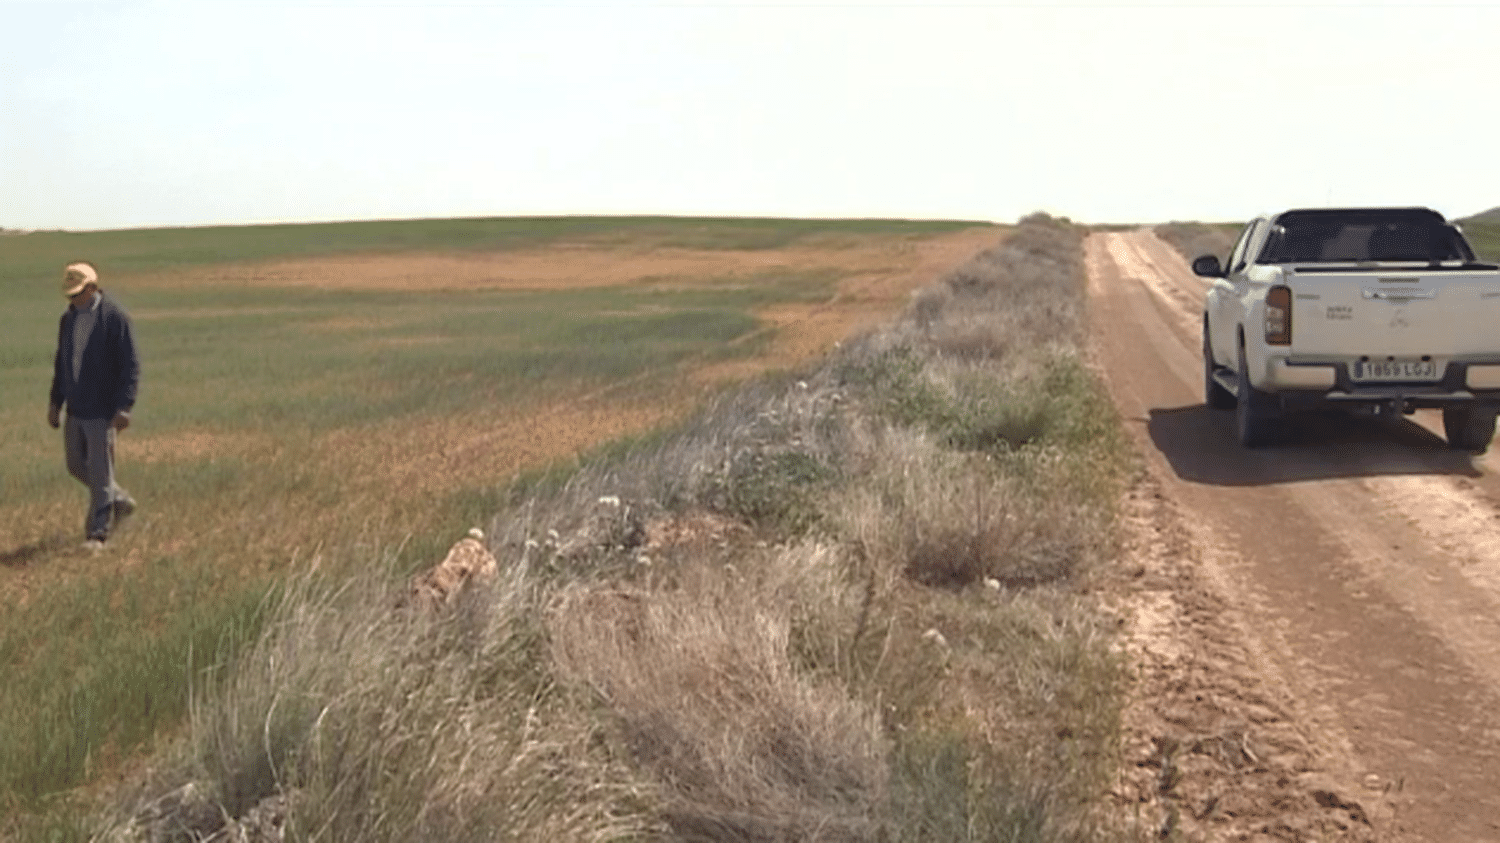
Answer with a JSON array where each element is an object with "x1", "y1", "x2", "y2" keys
[{"x1": 549, "y1": 554, "x2": 888, "y2": 843}]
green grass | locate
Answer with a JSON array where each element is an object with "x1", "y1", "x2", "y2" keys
[
  {"x1": 0, "y1": 216, "x2": 989, "y2": 828},
  {"x1": 131, "y1": 285, "x2": 766, "y2": 429},
  {"x1": 1462, "y1": 220, "x2": 1500, "y2": 262},
  {"x1": 1, "y1": 284, "x2": 767, "y2": 510},
  {"x1": 0, "y1": 571, "x2": 274, "y2": 803},
  {"x1": 0, "y1": 216, "x2": 983, "y2": 287}
]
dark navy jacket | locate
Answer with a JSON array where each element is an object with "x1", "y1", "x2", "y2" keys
[{"x1": 50, "y1": 291, "x2": 140, "y2": 420}]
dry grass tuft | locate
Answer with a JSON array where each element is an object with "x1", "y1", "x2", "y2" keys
[
  {"x1": 101, "y1": 561, "x2": 659, "y2": 843},
  {"x1": 837, "y1": 438, "x2": 1106, "y2": 590},
  {"x1": 550, "y1": 551, "x2": 888, "y2": 842}
]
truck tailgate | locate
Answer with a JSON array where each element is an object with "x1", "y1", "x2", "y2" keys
[{"x1": 1289, "y1": 268, "x2": 1500, "y2": 358}]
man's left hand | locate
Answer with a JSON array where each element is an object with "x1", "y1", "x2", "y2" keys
[{"x1": 112, "y1": 410, "x2": 131, "y2": 432}]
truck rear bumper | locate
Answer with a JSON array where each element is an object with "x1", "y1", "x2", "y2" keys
[
  {"x1": 1269, "y1": 360, "x2": 1336, "y2": 389},
  {"x1": 1466, "y1": 364, "x2": 1500, "y2": 389},
  {"x1": 1266, "y1": 358, "x2": 1500, "y2": 414}
]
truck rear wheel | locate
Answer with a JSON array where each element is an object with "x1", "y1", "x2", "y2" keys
[
  {"x1": 1443, "y1": 406, "x2": 1497, "y2": 454},
  {"x1": 1235, "y1": 346, "x2": 1278, "y2": 447}
]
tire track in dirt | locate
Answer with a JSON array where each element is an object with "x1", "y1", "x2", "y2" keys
[{"x1": 1091, "y1": 230, "x2": 1500, "y2": 841}]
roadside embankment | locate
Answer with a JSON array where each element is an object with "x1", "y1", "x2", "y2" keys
[{"x1": 97, "y1": 214, "x2": 1138, "y2": 843}]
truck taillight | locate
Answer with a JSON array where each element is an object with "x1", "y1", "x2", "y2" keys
[{"x1": 1264, "y1": 285, "x2": 1292, "y2": 345}]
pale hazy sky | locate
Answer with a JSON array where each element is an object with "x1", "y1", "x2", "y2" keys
[{"x1": 3, "y1": 0, "x2": 1498, "y2": 231}]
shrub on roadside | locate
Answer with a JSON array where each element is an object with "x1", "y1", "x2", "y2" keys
[
  {"x1": 549, "y1": 551, "x2": 889, "y2": 843},
  {"x1": 112, "y1": 564, "x2": 658, "y2": 843}
]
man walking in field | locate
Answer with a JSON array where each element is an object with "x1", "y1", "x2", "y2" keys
[{"x1": 48, "y1": 261, "x2": 140, "y2": 550}]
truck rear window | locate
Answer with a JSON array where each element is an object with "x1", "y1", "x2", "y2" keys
[{"x1": 1259, "y1": 216, "x2": 1474, "y2": 264}]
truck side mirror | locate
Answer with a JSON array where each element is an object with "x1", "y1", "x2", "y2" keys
[{"x1": 1192, "y1": 255, "x2": 1225, "y2": 278}]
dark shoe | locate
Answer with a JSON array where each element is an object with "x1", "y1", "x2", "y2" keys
[{"x1": 113, "y1": 498, "x2": 137, "y2": 520}]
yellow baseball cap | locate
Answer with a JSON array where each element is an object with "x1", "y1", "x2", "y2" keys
[{"x1": 62, "y1": 263, "x2": 98, "y2": 297}]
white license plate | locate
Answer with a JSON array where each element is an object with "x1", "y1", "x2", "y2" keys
[{"x1": 1351, "y1": 359, "x2": 1440, "y2": 382}]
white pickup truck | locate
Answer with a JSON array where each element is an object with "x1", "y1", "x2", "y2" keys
[{"x1": 1193, "y1": 207, "x2": 1500, "y2": 452}]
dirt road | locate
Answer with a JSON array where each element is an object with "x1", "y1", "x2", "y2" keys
[{"x1": 1088, "y1": 231, "x2": 1500, "y2": 841}]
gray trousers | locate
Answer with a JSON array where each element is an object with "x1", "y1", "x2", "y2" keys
[{"x1": 64, "y1": 415, "x2": 131, "y2": 539}]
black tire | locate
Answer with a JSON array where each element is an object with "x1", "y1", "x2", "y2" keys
[
  {"x1": 1235, "y1": 345, "x2": 1278, "y2": 447},
  {"x1": 1204, "y1": 325, "x2": 1236, "y2": 410},
  {"x1": 1443, "y1": 406, "x2": 1497, "y2": 454}
]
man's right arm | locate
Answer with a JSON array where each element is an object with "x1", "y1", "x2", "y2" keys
[{"x1": 49, "y1": 313, "x2": 66, "y2": 428}]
